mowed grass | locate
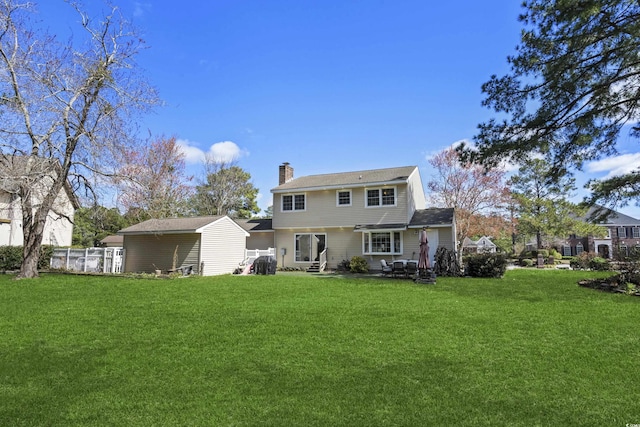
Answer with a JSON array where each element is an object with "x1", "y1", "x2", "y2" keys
[{"x1": 1, "y1": 270, "x2": 639, "y2": 426}]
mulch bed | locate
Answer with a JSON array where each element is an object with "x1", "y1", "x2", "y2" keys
[{"x1": 578, "y1": 273, "x2": 640, "y2": 296}]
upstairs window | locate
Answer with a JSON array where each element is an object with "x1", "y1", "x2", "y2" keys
[
  {"x1": 366, "y1": 187, "x2": 396, "y2": 207},
  {"x1": 633, "y1": 227, "x2": 640, "y2": 238},
  {"x1": 618, "y1": 227, "x2": 627, "y2": 238},
  {"x1": 337, "y1": 190, "x2": 351, "y2": 207},
  {"x1": 282, "y1": 194, "x2": 306, "y2": 212}
]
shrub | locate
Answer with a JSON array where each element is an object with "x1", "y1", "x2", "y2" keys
[
  {"x1": 349, "y1": 256, "x2": 369, "y2": 274},
  {"x1": 337, "y1": 259, "x2": 350, "y2": 272},
  {"x1": 589, "y1": 256, "x2": 610, "y2": 271},
  {"x1": 0, "y1": 246, "x2": 23, "y2": 271},
  {"x1": 520, "y1": 258, "x2": 534, "y2": 267},
  {"x1": 538, "y1": 249, "x2": 549, "y2": 258},
  {"x1": 465, "y1": 253, "x2": 508, "y2": 278},
  {"x1": 570, "y1": 252, "x2": 611, "y2": 271},
  {"x1": 519, "y1": 250, "x2": 534, "y2": 259},
  {"x1": 0, "y1": 245, "x2": 55, "y2": 271}
]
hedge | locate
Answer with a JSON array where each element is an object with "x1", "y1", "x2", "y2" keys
[
  {"x1": 0, "y1": 245, "x2": 54, "y2": 271},
  {"x1": 464, "y1": 253, "x2": 508, "y2": 278}
]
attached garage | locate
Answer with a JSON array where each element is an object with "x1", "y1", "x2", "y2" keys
[{"x1": 118, "y1": 215, "x2": 249, "y2": 276}]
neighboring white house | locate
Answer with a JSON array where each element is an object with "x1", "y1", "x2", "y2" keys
[
  {"x1": 462, "y1": 236, "x2": 497, "y2": 254},
  {"x1": 269, "y1": 163, "x2": 457, "y2": 271},
  {"x1": 118, "y1": 215, "x2": 249, "y2": 276},
  {"x1": 0, "y1": 156, "x2": 79, "y2": 247}
]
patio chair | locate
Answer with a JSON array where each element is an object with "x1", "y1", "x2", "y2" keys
[
  {"x1": 380, "y1": 259, "x2": 393, "y2": 276},
  {"x1": 392, "y1": 261, "x2": 405, "y2": 278},
  {"x1": 405, "y1": 261, "x2": 418, "y2": 278}
]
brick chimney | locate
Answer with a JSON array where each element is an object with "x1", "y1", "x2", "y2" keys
[{"x1": 279, "y1": 162, "x2": 294, "y2": 185}]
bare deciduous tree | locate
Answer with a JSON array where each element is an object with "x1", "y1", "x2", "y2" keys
[
  {"x1": 0, "y1": 0, "x2": 158, "y2": 278},
  {"x1": 116, "y1": 136, "x2": 193, "y2": 221},
  {"x1": 426, "y1": 146, "x2": 510, "y2": 257}
]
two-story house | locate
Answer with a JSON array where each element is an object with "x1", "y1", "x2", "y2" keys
[
  {"x1": 270, "y1": 163, "x2": 456, "y2": 271},
  {"x1": 0, "y1": 156, "x2": 79, "y2": 247},
  {"x1": 561, "y1": 206, "x2": 640, "y2": 259}
]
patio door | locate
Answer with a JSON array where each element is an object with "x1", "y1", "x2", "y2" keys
[{"x1": 295, "y1": 233, "x2": 326, "y2": 262}]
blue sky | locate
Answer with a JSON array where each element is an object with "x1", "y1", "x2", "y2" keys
[{"x1": 40, "y1": 1, "x2": 640, "y2": 219}]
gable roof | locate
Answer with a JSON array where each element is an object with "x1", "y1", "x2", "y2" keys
[
  {"x1": 100, "y1": 235, "x2": 124, "y2": 245},
  {"x1": 118, "y1": 215, "x2": 249, "y2": 236},
  {"x1": 584, "y1": 205, "x2": 640, "y2": 226},
  {"x1": 463, "y1": 236, "x2": 497, "y2": 247},
  {"x1": 272, "y1": 165, "x2": 419, "y2": 193}
]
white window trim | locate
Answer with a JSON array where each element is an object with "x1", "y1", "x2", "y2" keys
[
  {"x1": 365, "y1": 186, "x2": 397, "y2": 208},
  {"x1": 294, "y1": 233, "x2": 327, "y2": 263},
  {"x1": 336, "y1": 190, "x2": 352, "y2": 207},
  {"x1": 281, "y1": 193, "x2": 306, "y2": 213},
  {"x1": 362, "y1": 231, "x2": 403, "y2": 255}
]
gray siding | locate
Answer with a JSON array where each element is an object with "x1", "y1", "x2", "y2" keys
[
  {"x1": 273, "y1": 227, "x2": 451, "y2": 271},
  {"x1": 273, "y1": 185, "x2": 410, "y2": 229},
  {"x1": 123, "y1": 233, "x2": 200, "y2": 273},
  {"x1": 200, "y1": 217, "x2": 247, "y2": 276},
  {"x1": 247, "y1": 231, "x2": 275, "y2": 250},
  {"x1": 436, "y1": 227, "x2": 454, "y2": 252}
]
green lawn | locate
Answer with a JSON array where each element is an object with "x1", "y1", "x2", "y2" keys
[{"x1": 1, "y1": 270, "x2": 638, "y2": 426}]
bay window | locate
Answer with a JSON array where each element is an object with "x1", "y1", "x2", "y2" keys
[{"x1": 363, "y1": 231, "x2": 402, "y2": 254}]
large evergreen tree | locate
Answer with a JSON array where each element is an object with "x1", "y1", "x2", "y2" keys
[
  {"x1": 459, "y1": 0, "x2": 640, "y2": 211},
  {"x1": 509, "y1": 158, "x2": 605, "y2": 249}
]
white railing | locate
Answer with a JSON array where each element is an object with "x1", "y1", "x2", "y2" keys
[
  {"x1": 318, "y1": 248, "x2": 327, "y2": 272},
  {"x1": 243, "y1": 248, "x2": 276, "y2": 265},
  {"x1": 50, "y1": 247, "x2": 124, "y2": 273}
]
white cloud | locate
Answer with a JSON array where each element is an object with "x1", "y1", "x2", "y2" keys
[
  {"x1": 176, "y1": 139, "x2": 206, "y2": 164},
  {"x1": 586, "y1": 153, "x2": 640, "y2": 179},
  {"x1": 207, "y1": 141, "x2": 249, "y2": 163},
  {"x1": 176, "y1": 139, "x2": 249, "y2": 165}
]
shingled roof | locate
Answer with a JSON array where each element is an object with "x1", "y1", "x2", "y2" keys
[
  {"x1": 354, "y1": 208, "x2": 455, "y2": 231},
  {"x1": 235, "y1": 218, "x2": 274, "y2": 232},
  {"x1": 409, "y1": 208, "x2": 455, "y2": 228},
  {"x1": 272, "y1": 165, "x2": 418, "y2": 192},
  {"x1": 119, "y1": 215, "x2": 230, "y2": 234}
]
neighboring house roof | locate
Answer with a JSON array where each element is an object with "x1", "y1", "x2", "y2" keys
[
  {"x1": 235, "y1": 218, "x2": 274, "y2": 232},
  {"x1": 584, "y1": 205, "x2": 640, "y2": 226},
  {"x1": 100, "y1": 235, "x2": 124, "y2": 245},
  {"x1": 272, "y1": 165, "x2": 419, "y2": 192},
  {"x1": 463, "y1": 236, "x2": 497, "y2": 248},
  {"x1": 118, "y1": 215, "x2": 249, "y2": 236}
]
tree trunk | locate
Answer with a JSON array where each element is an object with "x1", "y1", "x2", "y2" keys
[
  {"x1": 536, "y1": 230, "x2": 543, "y2": 250},
  {"x1": 16, "y1": 206, "x2": 48, "y2": 279}
]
